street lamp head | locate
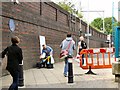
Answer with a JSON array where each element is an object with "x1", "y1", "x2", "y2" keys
[
  {"x1": 79, "y1": 28, "x2": 82, "y2": 32},
  {"x1": 79, "y1": 28, "x2": 82, "y2": 36}
]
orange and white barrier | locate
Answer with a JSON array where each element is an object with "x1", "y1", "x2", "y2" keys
[{"x1": 79, "y1": 48, "x2": 116, "y2": 69}]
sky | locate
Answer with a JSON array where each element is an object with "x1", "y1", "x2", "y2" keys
[{"x1": 51, "y1": 0, "x2": 120, "y2": 23}]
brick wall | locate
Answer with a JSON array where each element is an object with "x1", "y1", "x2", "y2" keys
[{"x1": 1, "y1": 2, "x2": 107, "y2": 75}]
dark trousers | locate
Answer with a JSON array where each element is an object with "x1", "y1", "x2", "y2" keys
[
  {"x1": 79, "y1": 48, "x2": 84, "y2": 65},
  {"x1": 42, "y1": 60, "x2": 47, "y2": 67},
  {"x1": 64, "y1": 57, "x2": 68, "y2": 75},
  {"x1": 8, "y1": 69, "x2": 19, "y2": 90},
  {"x1": 64, "y1": 55, "x2": 73, "y2": 75},
  {"x1": 82, "y1": 54, "x2": 84, "y2": 65}
]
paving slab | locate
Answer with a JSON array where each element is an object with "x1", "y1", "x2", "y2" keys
[{"x1": 1, "y1": 60, "x2": 119, "y2": 88}]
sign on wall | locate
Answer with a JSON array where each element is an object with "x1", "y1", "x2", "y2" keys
[
  {"x1": 9, "y1": 19, "x2": 15, "y2": 32},
  {"x1": 39, "y1": 35, "x2": 46, "y2": 53}
]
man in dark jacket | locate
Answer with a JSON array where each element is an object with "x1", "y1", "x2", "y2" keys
[{"x1": 1, "y1": 36, "x2": 23, "y2": 90}]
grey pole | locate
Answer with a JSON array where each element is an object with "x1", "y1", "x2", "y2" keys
[{"x1": 87, "y1": 0, "x2": 90, "y2": 49}]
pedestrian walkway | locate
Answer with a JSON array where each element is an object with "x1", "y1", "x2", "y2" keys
[{"x1": 1, "y1": 60, "x2": 119, "y2": 88}]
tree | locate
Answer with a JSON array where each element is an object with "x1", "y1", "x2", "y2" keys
[
  {"x1": 58, "y1": 0, "x2": 83, "y2": 18},
  {"x1": 91, "y1": 18, "x2": 103, "y2": 30},
  {"x1": 104, "y1": 17, "x2": 117, "y2": 34},
  {"x1": 117, "y1": 22, "x2": 120, "y2": 26},
  {"x1": 90, "y1": 17, "x2": 117, "y2": 34}
]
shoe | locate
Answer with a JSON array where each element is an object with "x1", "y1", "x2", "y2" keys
[
  {"x1": 43, "y1": 65, "x2": 46, "y2": 68},
  {"x1": 64, "y1": 75, "x2": 67, "y2": 77},
  {"x1": 63, "y1": 73, "x2": 68, "y2": 77}
]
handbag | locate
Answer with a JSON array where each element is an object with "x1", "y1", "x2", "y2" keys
[
  {"x1": 50, "y1": 55, "x2": 55, "y2": 64},
  {"x1": 59, "y1": 41, "x2": 72, "y2": 59}
]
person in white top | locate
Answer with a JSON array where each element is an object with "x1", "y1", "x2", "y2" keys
[
  {"x1": 78, "y1": 36, "x2": 84, "y2": 52},
  {"x1": 77, "y1": 36, "x2": 87, "y2": 65}
]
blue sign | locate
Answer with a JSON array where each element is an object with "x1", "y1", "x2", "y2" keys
[
  {"x1": 115, "y1": 27, "x2": 120, "y2": 58},
  {"x1": 9, "y1": 19, "x2": 15, "y2": 32}
]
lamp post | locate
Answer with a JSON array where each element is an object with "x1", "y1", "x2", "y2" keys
[
  {"x1": 79, "y1": 18, "x2": 82, "y2": 36},
  {"x1": 102, "y1": 11, "x2": 105, "y2": 33},
  {"x1": 81, "y1": 10, "x2": 105, "y2": 48},
  {"x1": 87, "y1": 0, "x2": 90, "y2": 49},
  {"x1": 79, "y1": 28, "x2": 82, "y2": 36}
]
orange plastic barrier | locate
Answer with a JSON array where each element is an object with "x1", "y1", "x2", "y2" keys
[{"x1": 79, "y1": 48, "x2": 116, "y2": 69}]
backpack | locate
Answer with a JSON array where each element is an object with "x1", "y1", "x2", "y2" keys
[{"x1": 81, "y1": 41, "x2": 87, "y2": 49}]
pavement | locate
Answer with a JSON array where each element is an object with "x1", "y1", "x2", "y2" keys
[{"x1": 1, "y1": 60, "x2": 119, "y2": 89}]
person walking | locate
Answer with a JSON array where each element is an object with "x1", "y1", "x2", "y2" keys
[
  {"x1": 77, "y1": 36, "x2": 87, "y2": 65},
  {"x1": 60, "y1": 33, "x2": 76, "y2": 77},
  {"x1": 1, "y1": 36, "x2": 23, "y2": 90}
]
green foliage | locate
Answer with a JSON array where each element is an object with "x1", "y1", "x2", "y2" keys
[
  {"x1": 58, "y1": 0, "x2": 83, "y2": 18},
  {"x1": 58, "y1": 1, "x2": 74, "y2": 13},
  {"x1": 91, "y1": 18, "x2": 103, "y2": 30},
  {"x1": 76, "y1": 12, "x2": 83, "y2": 18},
  {"x1": 118, "y1": 22, "x2": 120, "y2": 26},
  {"x1": 90, "y1": 17, "x2": 117, "y2": 34},
  {"x1": 104, "y1": 17, "x2": 117, "y2": 34}
]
